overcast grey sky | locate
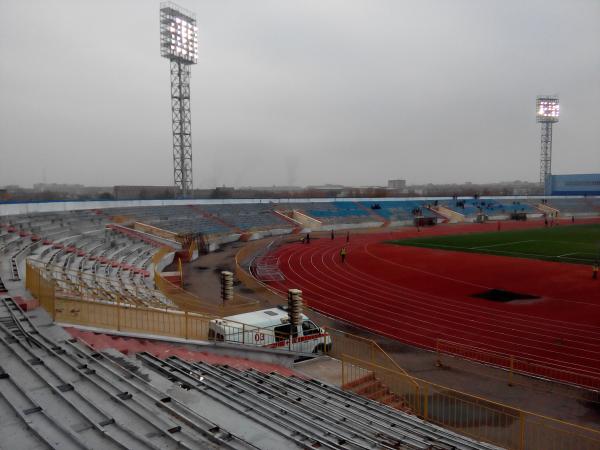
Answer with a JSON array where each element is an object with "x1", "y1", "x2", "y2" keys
[{"x1": 0, "y1": 0, "x2": 598, "y2": 188}]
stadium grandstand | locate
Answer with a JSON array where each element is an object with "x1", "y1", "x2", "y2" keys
[
  {"x1": 0, "y1": 296, "x2": 502, "y2": 450},
  {"x1": 1, "y1": 197, "x2": 600, "y2": 449},
  {"x1": 3, "y1": 1, "x2": 600, "y2": 448}
]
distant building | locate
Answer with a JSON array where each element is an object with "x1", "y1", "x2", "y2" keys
[
  {"x1": 387, "y1": 179, "x2": 406, "y2": 190},
  {"x1": 307, "y1": 184, "x2": 345, "y2": 191},
  {"x1": 33, "y1": 183, "x2": 87, "y2": 193},
  {"x1": 511, "y1": 186, "x2": 530, "y2": 196},
  {"x1": 240, "y1": 185, "x2": 303, "y2": 192},
  {"x1": 33, "y1": 183, "x2": 111, "y2": 198},
  {"x1": 213, "y1": 186, "x2": 235, "y2": 198},
  {"x1": 113, "y1": 185, "x2": 174, "y2": 200}
]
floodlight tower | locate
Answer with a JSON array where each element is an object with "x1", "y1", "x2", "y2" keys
[
  {"x1": 160, "y1": 2, "x2": 198, "y2": 198},
  {"x1": 536, "y1": 95, "x2": 559, "y2": 195}
]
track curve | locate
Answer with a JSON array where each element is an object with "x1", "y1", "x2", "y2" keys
[{"x1": 266, "y1": 220, "x2": 600, "y2": 387}]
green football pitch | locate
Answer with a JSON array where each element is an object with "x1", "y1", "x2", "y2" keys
[{"x1": 391, "y1": 224, "x2": 600, "y2": 265}]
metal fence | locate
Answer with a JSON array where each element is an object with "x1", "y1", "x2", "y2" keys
[
  {"x1": 25, "y1": 261, "x2": 294, "y2": 346},
  {"x1": 24, "y1": 245, "x2": 260, "y2": 317},
  {"x1": 342, "y1": 356, "x2": 600, "y2": 450},
  {"x1": 27, "y1": 261, "x2": 211, "y2": 339},
  {"x1": 326, "y1": 329, "x2": 600, "y2": 450},
  {"x1": 234, "y1": 237, "x2": 296, "y2": 295},
  {"x1": 234, "y1": 239, "x2": 267, "y2": 291},
  {"x1": 437, "y1": 339, "x2": 600, "y2": 392},
  {"x1": 153, "y1": 267, "x2": 259, "y2": 316}
]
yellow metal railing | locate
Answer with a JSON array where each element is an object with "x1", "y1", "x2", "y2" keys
[
  {"x1": 153, "y1": 247, "x2": 260, "y2": 316},
  {"x1": 54, "y1": 297, "x2": 210, "y2": 340},
  {"x1": 437, "y1": 339, "x2": 600, "y2": 394},
  {"x1": 27, "y1": 260, "x2": 204, "y2": 337},
  {"x1": 233, "y1": 235, "x2": 303, "y2": 295},
  {"x1": 325, "y1": 328, "x2": 416, "y2": 380},
  {"x1": 341, "y1": 353, "x2": 600, "y2": 450},
  {"x1": 28, "y1": 255, "x2": 258, "y2": 318},
  {"x1": 234, "y1": 239, "x2": 272, "y2": 292},
  {"x1": 151, "y1": 245, "x2": 260, "y2": 316},
  {"x1": 26, "y1": 261, "x2": 284, "y2": 345},
  {"x1": 151, "y1": 246, "x2": 172, "y2": 266},
  {"x1": 134, "y1": 222, "x2": 179, "y2": 241},
  {"x1": 110, "y1": 215, "x2": 134, "y2": 224},
  {"x1": 435, "y1": 342, "x2": 600, "y2": 409},
  {"x1": 154, "y1": 266, "x2": 259, "y2": 316},
  {"x1": 29, "y1": 258, "x2": 174, "y2": 310}
]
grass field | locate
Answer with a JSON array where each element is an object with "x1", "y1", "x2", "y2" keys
[{"x1": 391, "y1": 223, "x2": 600, "y2": 265}]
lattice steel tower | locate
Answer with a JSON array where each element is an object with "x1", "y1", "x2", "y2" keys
[
  {"x1": 536, "y1": 96, "x2": 559, "y2": 194},
  {"x1": 160, "y1": 3, "x2": 198, "y2": 198}
]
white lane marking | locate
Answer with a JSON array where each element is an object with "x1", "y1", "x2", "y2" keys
[{"x1": 470, "y1": 240, "x2": 537, "y2": 250}]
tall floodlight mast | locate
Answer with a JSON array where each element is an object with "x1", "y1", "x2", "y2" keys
[
  {"x1": 160, "y1": 3, "x2": 198, "y2": 198},
  {"x1": 536, "y1": 96, "x2": 559, "y2": 195}
]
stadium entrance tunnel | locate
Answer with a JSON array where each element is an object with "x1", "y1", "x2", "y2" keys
[{"x1": 472, "y1": 289, "x2": 540, "y2": 303}]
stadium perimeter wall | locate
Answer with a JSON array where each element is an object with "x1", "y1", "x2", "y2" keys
[{"x1": 2, "y1": 195, "x2": 594, "y2": 216}]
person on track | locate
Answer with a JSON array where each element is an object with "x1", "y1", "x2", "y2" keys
[
  {"x1": 306, "y1": 233, "x2": 310, "y2": 244},
  {"x1": 593, "y1": 262, "x2": 599, "y2": 280},
  {"x1": 346, "y1": 231, "x2": 350, "y2": 243},
  {"x1": 340, "y1": 246, "x2": 347, "y2": 264},
  {"x1": 331, "y1": 229, "x2": 335, "y2": 240}
]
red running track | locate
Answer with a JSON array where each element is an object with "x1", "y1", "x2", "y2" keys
[{"x1": 266, "y1": 219, "x2": 600, "y2": 388}]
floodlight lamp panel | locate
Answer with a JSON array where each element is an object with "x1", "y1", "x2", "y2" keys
[
  {"x1": 535, "y1": 96, "x2": 559, "y2": 123},
  {"x1": 160, "y1": 2, "x2": 198, "y2": 64}
]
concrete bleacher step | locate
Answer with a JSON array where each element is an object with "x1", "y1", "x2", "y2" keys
[
  {"x1": 341, "y1": 371, "x2": 376, "y2": 389},
  {"x1": 138, "y1": 353, "x2": 330, "y2": 449},
  {"x1": 0, "y1": 298, "x2": 255, "y2": 449},
  {"x1": 353, "y1": 201, "x2": 388, "y2": 224},
  {"x1": 300, "y1": 376, "x2": 468, "y2": 448},
  {"x1": 271, "y1": 210, "x2": 303, "y2": 234},
  {"x1": 170, "y1": 358, "x2": 402, "y2": 449},
  {"x1": 342, "y1": 372, "x2": 410, "y2": 413},
  {"x1": 364, "y1": 386, "x2": 389, "y2": 400},
  {"x1": 0, "y1": 290, "x2": 499, "y2": 449},
  {"x1": 199, "y1": 362, "x2": 497, "y2": 449},
  {"x1": 353, "y1": 378, "x2": 384, "y2": 395},
  {"x1": 432, "y1": 205, "x2": 465, "y2": 223},
  {"x1": 537, "y1": 202, "x2": 561, "y2": 215},
  {"x1": 189, "y1": 205, "x2": 242, "y2": 233},
  {"x1": 424, "y1": 206, "x2": 447, "y2": 223}
]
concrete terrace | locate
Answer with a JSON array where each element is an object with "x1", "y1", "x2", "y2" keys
[
  {"x1": 1, "y1": 197, "x2": 600, "y2": 449},
  {"x1": 0, "y1": 296, "x2": 498, "y2": 450}
]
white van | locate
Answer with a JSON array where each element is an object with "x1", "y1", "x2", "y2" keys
[{"x1": 209, "y1": 307, "x2": 331, "y2": 354}]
